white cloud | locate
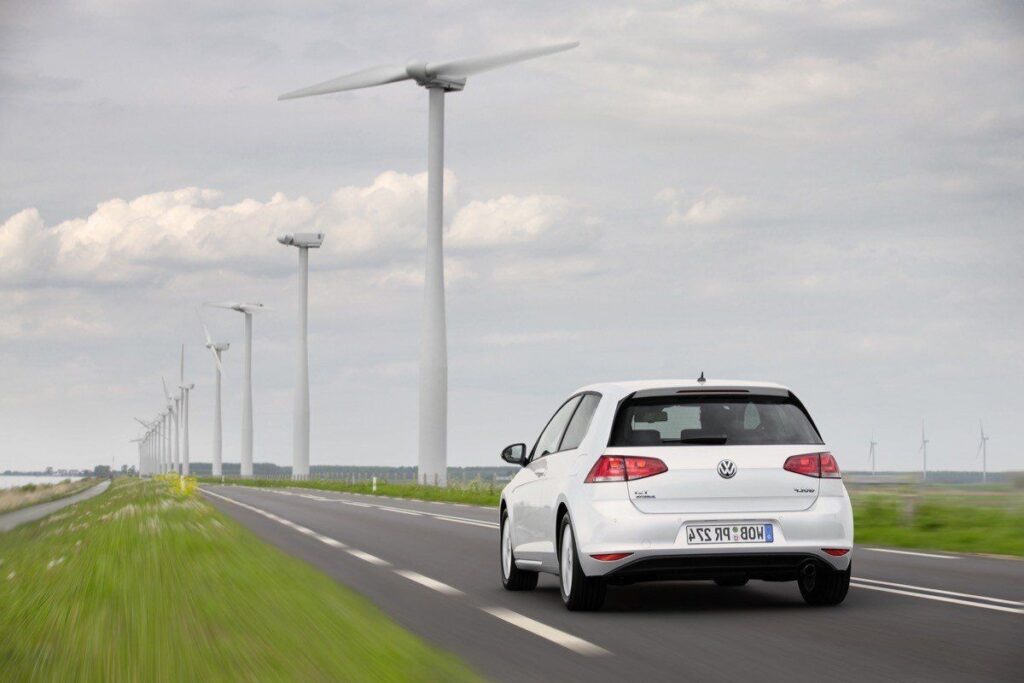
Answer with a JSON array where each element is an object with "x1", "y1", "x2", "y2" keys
[
  {"x1": 658, "y1": 188, "x2": 748, "y2": 226},
  {"x1": 0, "y1": 171, "x2": 587, "y2": 288}
]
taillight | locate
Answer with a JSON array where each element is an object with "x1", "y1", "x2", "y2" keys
[
  {"x1": 584, "y1": 455, "x2": 668, "y2": 483},
  {"x1": 822, "y1": 548, "x2": 849, "y2": 556},
  {"x1": 784, "y1": 452, "x2": 841, "y2": 479}
]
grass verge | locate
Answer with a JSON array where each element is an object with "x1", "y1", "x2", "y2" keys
[
  {"x1": 850, "y1": 486, "x2": 1024, "y2": 557},
  {"x1": 0, "y1": 477, "x2": 99, "y2": 514},
  {"x1": 199, "y1": 476, "x2": 502, "y2": 507},
  {"x1": 0, "y1": 477, "x2": 481, "y2": 682}
]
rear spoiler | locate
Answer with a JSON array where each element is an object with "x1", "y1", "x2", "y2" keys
[{"x1": 631, "y1": 386, "x2": 789, "y2": 399}]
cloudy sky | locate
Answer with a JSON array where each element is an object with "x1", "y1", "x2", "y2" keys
[{"x1": 2, "y1": 1, "x2": 1022, "y2": 474}]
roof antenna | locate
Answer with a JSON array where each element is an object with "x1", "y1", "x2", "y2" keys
[{"x1": 697, "y1": 371, "x2": 706, "y2": 384}]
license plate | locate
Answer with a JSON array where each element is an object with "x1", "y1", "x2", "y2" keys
[{"x1": 685, "y1": 523, "x2": 774, "y2": 545}]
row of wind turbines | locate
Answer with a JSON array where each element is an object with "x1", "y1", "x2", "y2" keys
[
  {"x1": 867, "y1": 422, "x2": 992, "y2": 483},
  {"x1": 132, "y1": 234, "x2": 322, "y2": 479},
  {"x1": 130, "y1": 41, "x2": 581, "y2": 485}
]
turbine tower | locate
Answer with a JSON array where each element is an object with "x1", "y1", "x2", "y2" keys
[
  {"x1": 279, "y1": 41, "x2": 578, "y2": 486},
  {"x1": 869, "y1": 437, "x2": 878, "y2": 477},
  {"x1": 277, "y1": 233, "x2": 325, "y2": 480},
  {"x1": 202, "y1": 322, "x2": 229, "y2": 477},
  {"x1": 919, "y1": 424, "x2": 929, "y2": 483},
  {"x1": 978, "y1": 421, "x2": 989, "y2": 484},
  {"x1": 163, "y1": 377, "x2": 180, "y2": 474},
  {"x1": 206, "y1": 302, "x2": 262, "y2": 477}
]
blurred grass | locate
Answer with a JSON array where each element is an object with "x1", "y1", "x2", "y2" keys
[
  {"x1": 199, "y1": 476, "x2": 503, "y2": 507},
  {"x1": 0, "y1": 477, "x2": 99, "y2": 514},
  {"x1": 0, "y1": 477, "x2": 481, "y2": 682},
  {"x1": 850, "y1": 485, "x2": 1024, "y2": 557}
]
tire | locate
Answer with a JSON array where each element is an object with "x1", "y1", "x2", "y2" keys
[
  {"x1": 798, "y1": 562, "x2": 851, "y2": 606},
  {"x1": 714, "y1": 577, "x2": 749, "y2": 587},
  {"x1": 500, "y1": 508, "x2": 538, "y2": 591},
  {"x1": 558, "y1": 515, "x2": 606, "y2": 611}
]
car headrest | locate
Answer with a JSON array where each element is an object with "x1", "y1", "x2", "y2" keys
[{"x1": 628, "y1": 429, "x2": 662, "y2": 446}]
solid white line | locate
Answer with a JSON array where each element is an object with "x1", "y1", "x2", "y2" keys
[
  {"x1": 862, "y1": 547, "x2": 960, "y2": 560},
  {"x1": 853, "y1": 577, "x2": 1022, "y2": 606},
  {"x1": 850, "y1": 582, "x2": 1023, "y2": 615},
  {"x1": 394, "y1": 569, "x2": 464, "y2": 596},
  {"x1": 481, "y1": 607, "x2": 610, "y2": 656},
  {"x1": 376, "y1": 506, "x2": 423, "y2": 517},
  {"x1": 347, "y1": 549, "x2": 391, "y2": 566}
]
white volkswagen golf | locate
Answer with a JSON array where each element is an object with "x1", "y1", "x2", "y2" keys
[{"x1": 499, "y1": 378, "x2": 853, "y2": 611}]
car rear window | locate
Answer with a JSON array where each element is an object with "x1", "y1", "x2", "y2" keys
[{"x1": 609, "y1": 394, "x2": 823, "y2": 447}]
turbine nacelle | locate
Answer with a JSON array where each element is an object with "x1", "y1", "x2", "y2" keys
[{"x1": 277, "y1": 232, "x2": 325, "y2": 248}]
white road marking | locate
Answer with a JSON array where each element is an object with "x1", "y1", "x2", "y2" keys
[
  {"x1": 315, "y1": 534, "x2": 346, "y2": 548},
  {"x1": 853, "y1": 577, "x2": 1022, "y2": 606},
  {"x1": 394, "y1": 569, "x2": 464, "y2": 596},
  {"x1": 347, "y1": 549, "x2": 391, "y2": 566},
  {"x1": 862, "y1": 547, "x2": 960, "y2": 560},
  {"x1": 376, "y1": 506, "x2": 423, "y2": 517},
  {"x1": 850, "y1": 582, "x2": 1023, "y2": 615},
  {"x1": 481, "y1": 607, "x2": 610, "y2": 656}
]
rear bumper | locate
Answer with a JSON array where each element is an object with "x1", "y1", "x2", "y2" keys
[{"x1": 570, "y1": 489, "x2": 854, "y2": 578}]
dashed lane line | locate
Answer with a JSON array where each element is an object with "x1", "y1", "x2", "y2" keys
[
  {"x1": 481, "y1": 607, "x2": 610, "y2": 656},
  {"x1": 200, "y1": 487, "x2": 612, "y2": 657}
]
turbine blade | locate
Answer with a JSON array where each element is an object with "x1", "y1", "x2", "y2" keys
[
  {"x1": 180, "y1": 344, "x2": 184, "y2": 384},
  {"x1": 278, "y1": 64, "x2": 410, "y2": 100},
  {"x1": 202, "y1": 323, "x2": 214, "y2": 347},
  {"x1": 204, "y1": 301, "x2": 239, "y2": 310},
  {"x1": 208, "y1": 345, "x2": 224, "y2": 376},
  {"x1": 427, "y1": 41, "x2": 579, "y2": 79},
  {"x1": 162, "y1": 377, "x2": 171, "y2": 403}
]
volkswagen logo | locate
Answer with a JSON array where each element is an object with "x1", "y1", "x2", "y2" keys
[{"x1": 717, "y1": 459, "x2": 737, "y2": 479}]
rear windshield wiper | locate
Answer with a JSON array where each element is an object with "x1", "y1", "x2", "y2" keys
[{"x1": 678, "y1": 436, "x2": 728, "y2": 445}]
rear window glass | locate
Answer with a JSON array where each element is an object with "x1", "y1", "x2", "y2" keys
[{"x1": 609, "y1": 395, "x2": 822, "y2": 447}]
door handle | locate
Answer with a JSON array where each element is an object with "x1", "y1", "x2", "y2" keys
[{"x1": 535, "y1": 469, "x2": 546, "y2": 477}]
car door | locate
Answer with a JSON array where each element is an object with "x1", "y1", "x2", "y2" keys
[{"x1": 512, "y1": 395, "x2": 581, "y2": 563}]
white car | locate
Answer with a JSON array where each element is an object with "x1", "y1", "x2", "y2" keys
[{"x1": 499, "y1": 378, "x2": 853, "y2": 611}]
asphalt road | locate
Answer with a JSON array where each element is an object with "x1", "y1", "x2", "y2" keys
[
  {"x1": 0, "y1": 479, "x2": 110, "y2": 532},
  {"x1": 201, "y1": 484, "x2": 1023, "y2": 682}
]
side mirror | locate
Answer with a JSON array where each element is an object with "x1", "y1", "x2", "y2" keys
[{"x1": 501, "y1": 443, "x2": 527, "y2": 466}]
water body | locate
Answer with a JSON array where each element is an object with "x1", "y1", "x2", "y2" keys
[{"x1": 0, "y1": 475, "x2": 84, "y2": 490}]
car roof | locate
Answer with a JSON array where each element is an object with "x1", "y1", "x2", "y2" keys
[{"x1": 573, "y1": 378, "x2": 791, "y2": 400}]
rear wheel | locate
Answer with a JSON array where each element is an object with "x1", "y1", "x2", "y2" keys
[
  {"x1": 558, "y1": 516, "x2": 606, "y2": 611},
  {"x1": 798, "y1": 562, "x2": 851, "y2": 606},
  {"x1": 714, "y1": 577, "x2": 749, "y2": 587},
  {"x1": 500, "y1": 509, "x2": 537, "y2": 591}
]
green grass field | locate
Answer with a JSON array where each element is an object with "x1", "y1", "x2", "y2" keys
[
  {"x1": 0, "y1": 477, "x2": 480, "y2": 682},
  {"x1": 849, "y1": 485, "x2": 1024, "y2": 557},
  {"x1": 205, "y1": 477, "x2": 1024, "y2": 558},
  {"x1": 199, "y1": 476, "x2": 504, "y2": 507}
]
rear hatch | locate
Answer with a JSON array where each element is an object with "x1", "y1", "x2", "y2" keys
[
  {"x1": 606, "y1": 387, "x2": 825, "y2": 514},
  {"x1": 607, "y1": 445, "x2": 820, "y2": 514}
]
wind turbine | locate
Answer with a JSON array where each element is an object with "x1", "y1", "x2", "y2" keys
[
  {"x1": 919, "y1": 424, "x2": 929, "y2": 483},
  {"x1": 869, "y1": 437, "x2": 878, "y2": 477},
  {"x1": 179, "y1": 345, "x2": 195, "y2": 477},
  {"x1": 163, "y1": 377, "x2": 180, "y2": 474},
  {"x1": 279, "y1": 41, "x2": 579, "y2": 486},
  {"x1": 134, "y1": 417, "x2": 156, "y2": 475},
  {"x1": 277, "y1": 232, "x2": 325, "y2": 480},
  {"x1": 206, "y1": 302, "x2": 263, "y2": 477},
  {"x1": 978, "y1": 421, "x2": 989, "y2": 484},
  {"x1": 202, "y1": 321, "x2": 229, "y2": 477}
]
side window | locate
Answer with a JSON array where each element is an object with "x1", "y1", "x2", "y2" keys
[
  {"x1": 559, "y1": 394, "x2": 601, "y2": 451},
  {"x1": 532, "y1": 396, "x2": 582, "y2": 460}
]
